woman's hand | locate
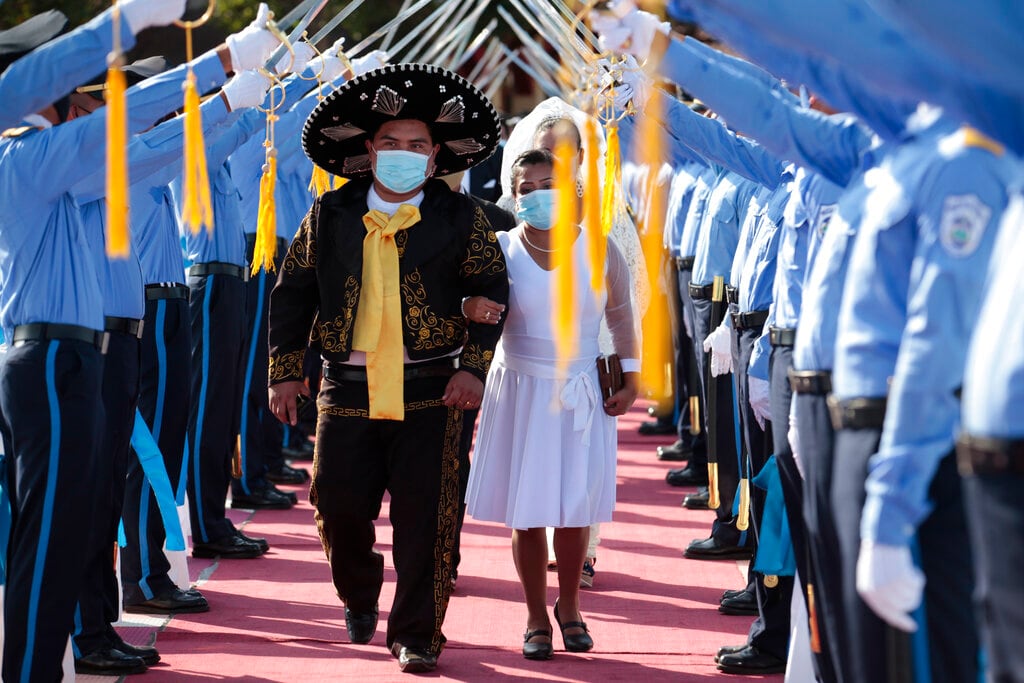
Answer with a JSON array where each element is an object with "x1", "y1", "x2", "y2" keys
[
  {"x1": 462, "y1": 296, "x2": 506, "y2": 325},
  {"x1": 603, "y1": 372, "x2": 639, "y2": 416}
]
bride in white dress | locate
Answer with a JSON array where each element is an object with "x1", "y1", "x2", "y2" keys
[{"x1": 465, "y1": 142, "x2": 640, "y2": 660}]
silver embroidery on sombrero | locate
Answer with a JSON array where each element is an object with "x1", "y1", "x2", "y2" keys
[
  {"x1": 435, "y1": 96, "x2": 465, "y2": 124},
  {"x1": 320, "y1": 122, "x2": 367, "y2": 142},
  {"x1": 445, "y1": 138, "x2": 485, "y2": 156},
  {"x1": 342, "y1": 154, "x2": 371, "y2": 175},
  {"x1": 371, "y1": 85, "x2": 407, "y2": 116}
]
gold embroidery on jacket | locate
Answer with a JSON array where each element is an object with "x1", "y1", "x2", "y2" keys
[
  {"x1": 268, "y1": 349, "x2": 306, "y2": 382},
  {"x1": 317, "y1": 276, "x2": 360, "y2": 352},
  {"x1": 460, "y1": 207, "x2": 506, "y2": 277},
  {"x1": 460, "y1": 343, "x2": 494, "y2": 374},
  {"x1": 282, "y1": 218, "x2": 317, "y2": 273},
  {"x1": 401, "y1": 270, "x2": 463, "y2": 351}
]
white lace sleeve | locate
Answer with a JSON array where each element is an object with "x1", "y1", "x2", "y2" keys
[{"x1": 603, "y1": 239, "x2": 641, "y2": 370}]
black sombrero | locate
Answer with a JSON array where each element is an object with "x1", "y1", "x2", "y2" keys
[{"x1": 302, "y1": 63, "x2": 501, "y2": 179}]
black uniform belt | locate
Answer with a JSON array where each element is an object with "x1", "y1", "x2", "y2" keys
[
  {"x1": 104, "y1": 316, "x2": 144, "y2": 339},
  {"x1": 688, "y1": 283, "x2": 714, "y2": 300},
  {"x1": 675, "y1": 256, "x2": 695, "y2": 271},
  {"x1": 189, "y1": 262, "x2": 249, "y2": 281},
  {"x1": 788, "y1": 369, "x2": 832, "y2": 395},
  {"x1": 827, "y1": 396, "x2": 887, "y2": 431},
  {"x1": 12, "y1": 323, "x2": 109, "y2": 353},
  {"x1": 725, "y1": 286, "x2": 739, "y2": 306},
  {"x1": 322, "y1": 357, "x2": 458, "y2": 384},
  {"x1": 145, "y1": 283, "x2": 189, "y2": 301},
  {"x1": 769, "y1": 326, "x2": 797, "y2": 347},
  {"x1": 730, "y1": 309, "x2": 769, "y2": 331},
  {"x1": 956, "y1": 435, "x2": 1024, "y2": 476}
]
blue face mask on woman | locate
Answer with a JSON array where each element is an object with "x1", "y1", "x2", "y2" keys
[
  {"x1": 373, "y1": 149, "x2": 431, "y2": 194},
  {"x1": 515, "y1": 189, "x2": 556, "y2": 230}
]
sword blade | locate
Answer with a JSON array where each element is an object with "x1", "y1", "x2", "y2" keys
[
  {"x1": 393, "y1": 0, "x2": 463, "y2": 62},
  {"x1": 346, "y1": 0, "x2": 435, "y2": 59},
  {"x1": 264, "y1": 0, "x2": 329, "y2": 70},
  {"x1": 309, "y1": 0, "x2": 370, "y2": 47},
  {"x1": 275, "y1": 0, "x2": 322, "y2": 33}
]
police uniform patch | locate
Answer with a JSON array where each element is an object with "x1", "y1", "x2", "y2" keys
[
  {"x1": 816, "y1": 204, "x2": 837, "y2": 237},
  {"x1": 939, "y1": 194, "x2": 991, "y2": 257}
]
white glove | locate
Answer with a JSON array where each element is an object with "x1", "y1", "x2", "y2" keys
[
  {"x1": 748, "y1": 375, "x2": 771, "y2": 429},
  {"x1": 856, "y1": 541, "x2": 925, "y2": 633},
  {"x1": 622, "y1": 10, "x2": 670, "y2": 61},
  {"x1": 702, "y1": 322, "x2": 733, "y2": 377},
  {"x1": 351, "y1": 50, "x2": 388, "y2": 78},
  {"x1": 788, "y1": 400, "x2": 804, "y2": 479},
  {"x1": 274, "y1": 41, "x2": 315, "y2": 76},
  {"x1": 616, "y1": 55, "x2": 651, "y2": 108},
  {"x1": 222, "y1": 69, "x2": 271, "y2": 111},
  {"x1": 121, "y1": 0, "x2": 188, "y2": 33},
  {"x1": 591, "y1": 14, "x2": 632, "y2": 54},
  {"x1": 226, "y1": 3, "x2": 281, "y2": 73}
]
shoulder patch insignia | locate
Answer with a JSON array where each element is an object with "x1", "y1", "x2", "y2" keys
[
  {"x1": 939, "y1": 194, "x2": 991, "y2": 257},
  {"x1": 816, "y1": 204, "x2": 837, "y2": 237},
  {"x1": 1, "y1": 126, "x2": 39, "y2": 138}
]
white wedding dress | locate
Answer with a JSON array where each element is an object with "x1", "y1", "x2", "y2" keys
[{"x1": 465, "y1": 228, "x2": 638, "y2": 529}]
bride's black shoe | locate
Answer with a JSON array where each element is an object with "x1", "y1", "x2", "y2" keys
[
  {"x1": 553, "y1": 598, "x2": 593, "y2": 652},
  {"x1": 522, "y1": 627, "x2": 554, "y2": 660}
]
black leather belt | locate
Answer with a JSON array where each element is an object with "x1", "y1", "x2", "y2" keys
[
  {"x1": 770, "y1": 326, "x2": 796, "y2": 347},
  {"x1": 688, "y1": 283, "x2": 713, "y2": 300},
  {"x1": 956, "y1": 434, "x2": 1024, "y2": 476},
  {"x1": 827, "y1": 396, "x2": 887, "y2": 430},
  {"x1": 189, "y1": 262, "x2": 249, "y2": 281},
  {"x1": 12, "y1": 323, "x2": 109, "y2": 354},
  {"x1": 323, "y1": 358, "x2": 458, "y2": 384},
  {"x1": 675, "y1": 256, "x2": 695, "y2": 271},
  {"x1": 725, "y1": 286, "x2": 739, "y2": 306},
  {"x1": 788, "y1": 369, "x2": 831, "y2": 395},
  {"x1": 145, "y1": 283, "x2": 189, "y2": 301},
  {"x1": 730, "y1": 309, "x2": 769, "y2": 331},
  {"x1": 104, "y1": 316, "x2": 144, "y2": 339}
]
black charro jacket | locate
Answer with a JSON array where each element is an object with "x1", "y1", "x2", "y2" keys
[{"x1": 267, "y1": 178, "x2": 509, "y2": 385}]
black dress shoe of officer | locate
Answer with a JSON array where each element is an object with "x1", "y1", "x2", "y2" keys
[
  {"x1": 717, "y1": 645, "x2": 787, "y2": 675},
  {"x1": 105, "y1": 628, "x2": 160, "y2": 666},
  {"x1": 719, "y1": 589, "x2": 759, "y2": 616},
  {"x1": 75, "y1": 647, "x2": 148, "y2": 675},
  {"x1": 682, "y1": 487, "x2": 710, "y2": 509},
  {"x1": 390, "y1": 643, "x2": 438, "y2": 673},
  {"x1": 192, "y1": 534, "x2": 264, "y2": 559},
  {"x1": 721, "y1": 587, "x2": 745, "y2": 601},
  {"x1": 666, "y1": 465, "x2": 709, "y2": 487},
  {"x1": 282, "y1": 440, "x2": 314, "y2": 460},
  {"x1": 657, "y1": 439, "x2": 692, "y2": 461},
  {"x1": 638, "y1": 420, "x2": 676, "y2": 436},
  {"x1": 714, "y1": 643, "x2": 749, "y2": 664},
  {"x1": 231, "y1": 487, "x2": 294, "y2": 510},
  {"x1": 522, "y1": 628, "x2": 554, "y2": 660},
  {"x1": 345, "y1": 606, "x2": 379, "y2": 644},
  {"x1": 684, "y1": 537, "x2": 753, "y2": 561},
  {"x1": 124, "y1": 588, "x2": 210, "y2": 615},
  {"x1": 236, "y1": 530, "x2": 270, "y2": 553},
  {"x1": 270, "y1": 482, "x2": 299, "y2": 504},
  {"x1": 266, "y1": 463, "x2": 309, "y2": 485}
]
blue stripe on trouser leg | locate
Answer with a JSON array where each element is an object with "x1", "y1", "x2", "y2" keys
[
  {"x1": 238, "y1": 270, "x2": 267, "y2": 496},
  {"x1": 1, "y1": 341, "x2": 102, "y2": 682},
  {"x1": 191, "y1": 276, "x2": 214, "y2": 541}
]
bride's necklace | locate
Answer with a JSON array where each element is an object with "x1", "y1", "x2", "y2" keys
[{"x1": 520, "y1": 229, "x2": 556, "y2": 253}]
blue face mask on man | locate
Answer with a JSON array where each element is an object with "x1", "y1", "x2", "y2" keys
[
  {"x1": 373, "y1": 149, "x2": 431, "y2": 194},
  {"x1": 515, "y1": 189, "x2": 556, "y2": 230}
]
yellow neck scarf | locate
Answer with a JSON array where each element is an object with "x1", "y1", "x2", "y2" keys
[{"x1": 352, "y1": 203, "x2": 421, "y2": 420}]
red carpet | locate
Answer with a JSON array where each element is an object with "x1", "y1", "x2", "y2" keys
[{"x1": 115, "y1": 406, "x2": 783, "y2": 682}]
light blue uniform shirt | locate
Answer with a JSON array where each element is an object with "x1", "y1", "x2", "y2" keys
[
  {"x1": 833, "y1": 112, "x2": 959, "y2": 399},
  {"x1": 0, "y1": 50, "x2": 226, "y2": 339},
  {"x1": 962, "y1": 192, "x2": 1024, "y2": 439},
  {"x1": 0, "y1": 7, "x2": 135, "y2": 130},
  {"x1": 857, "y1": 128, "x2": 1013, "y2": 546},
  {"x1": 692, "y1": 171, "x2": 760, "y2": 287},
  {"x1": 664, "y1": 161, "x2": 702, "y2": 253},
  {"x1": 679, "y1": 166, "x2": 717, "y2": 258}
]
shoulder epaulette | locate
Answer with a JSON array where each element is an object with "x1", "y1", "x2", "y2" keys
[
  {"x1": 962, "y1": 126, "x2": 1005, "y2": 157},
  {"x1": 1, "y1": 126, "x2": 40, "y2": 138}
]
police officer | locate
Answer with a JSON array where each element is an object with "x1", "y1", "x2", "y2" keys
[{"x1": 120, "y1": 11, "x2": 284, "y2": 614}]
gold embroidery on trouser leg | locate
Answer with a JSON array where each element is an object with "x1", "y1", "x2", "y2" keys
[{"x1": 429, "y1": 405, "x2": 463, "y2": 654}]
